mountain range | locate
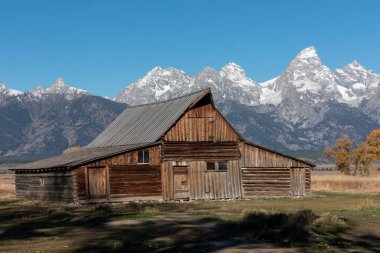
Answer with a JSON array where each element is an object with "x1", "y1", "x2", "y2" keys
[{"x1": 1, "y1": 46, "x2": 379, "y2": 162}]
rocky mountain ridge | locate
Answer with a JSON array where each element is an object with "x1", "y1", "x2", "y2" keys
[{"x1": 1, "y1": 46, "x2": 379, "y2": 161}]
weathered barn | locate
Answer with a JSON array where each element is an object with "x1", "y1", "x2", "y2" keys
[{"x1": 11, "y1": 89, "x2": 314, "y2": 202}]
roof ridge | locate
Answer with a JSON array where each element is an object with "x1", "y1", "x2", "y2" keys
[{"x1": 122, "y1": 88, "x2": 210, "y2": 109}]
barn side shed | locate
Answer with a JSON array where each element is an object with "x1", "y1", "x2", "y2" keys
[{"x1": 11, "y1": 88, "x2": 314, "y2": 202}]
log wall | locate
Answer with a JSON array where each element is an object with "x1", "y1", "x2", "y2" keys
[
  {"x1": 15, "y1": 172, "x2": 74, "y2": 201},
  {"x1": 109, "y1": 165, "x2": 161, "y2": 200},
  {"x1": 242, "y1": 167, "x2": 291, "y2": 197},
  {"x1": 162, "y1": 142, "x2": 240, "y2": 160}
]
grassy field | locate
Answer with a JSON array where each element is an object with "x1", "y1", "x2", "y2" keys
[
  {"x1": 0, "y1": 192, "x2": 380, "y2": 253},
  {"x1": 312, "y1": 169, "x2": 380, "y2": 193},
  {"x1": 0, "y1": 174, "x2": 15, "y2": 198}
]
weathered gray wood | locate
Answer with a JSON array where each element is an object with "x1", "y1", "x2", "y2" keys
[{"x1": 15, "y1": 172, "x2": 74, "y2": 201}]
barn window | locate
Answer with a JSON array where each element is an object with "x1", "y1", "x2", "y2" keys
[
  {"x1": 206, "y1": 161, "x2": 228, "y2": 172},
  {"x1": 218, "y1": 161, "x2": 228, "y2": 171},
  {"x1": 206, "y1": 162, "x2": 215, "y2": 171},
  {"x1": 39, "y1": 177, "x2": 45, "y2": 186},
  {"x1": 138, "y1": 149, "x2": 149, "y2": 164}
]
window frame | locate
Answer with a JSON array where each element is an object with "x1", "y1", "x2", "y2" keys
[
  {"x1": 137, "y1": 149, "x2": 150, "y2": 164},
  {"x1": 206, "y1": 161, "x2": 216, "y2": 171},
  {"x1": 218, "y1": 161, "x2": 228, "y2": 171},
  {"x1": 206, "y1": 161, "x2": 229, "y2": 172}
]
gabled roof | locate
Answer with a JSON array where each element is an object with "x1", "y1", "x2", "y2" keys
[
  {"x1": 87, "y1": 89, "x2": 212, "y2": 148},
  {"x1": 10, "y1": 143, "x2": 159, "y2": 171}
]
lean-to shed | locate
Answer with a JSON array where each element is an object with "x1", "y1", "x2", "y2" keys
[{"x1": 11, "y1": 89, "x2": 314, "y2": 202}]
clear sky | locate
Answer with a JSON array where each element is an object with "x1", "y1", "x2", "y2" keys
[{"x1": 0, "y1": 0, "x2": 379, "y2": 97}]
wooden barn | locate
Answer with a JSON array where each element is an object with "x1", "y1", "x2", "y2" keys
[{"x1": 11, "y1": 89, "x2": 314, "y2": 202}]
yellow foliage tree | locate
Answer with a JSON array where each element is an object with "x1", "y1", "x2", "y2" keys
[
  {"x1": 324, "y1": 136, "x2": 352, "y2": 175},
  {"x1": 352, "y1": 142, "x2": 375, "y2": 176},
  {"x1": 367, "y1": 128, "x2": 380, "y2": 159}
]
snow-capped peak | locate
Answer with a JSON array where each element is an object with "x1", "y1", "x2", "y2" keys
[
  {"x1": 295, "y1": 46, "x2": 319, "y2": 60},
  {"x1": 0, "y1": 83, "x2": 23, "y2": 97},
  {"x1": 46, "y1": 78, "x2": 69, "y2": 92},
  {"x1": 32, "y1": 85, "x2": 44, "y2": 94},
  {"x1": 44, "y1": 78, "x2": 89, "y2": 99},
  {"x1": 345, "y1": 60, "x2": 366, "y2": 72},
  {"x1": 115, "y1": 67, "x2": 192, "y2": 104},
  {"x1": 220, "y1": 62, "x2": 248, "y2": 81}
]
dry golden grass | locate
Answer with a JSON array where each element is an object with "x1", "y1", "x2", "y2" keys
[
  {"x1": 355, "y1": 197, "x2": 380, "y2": 210},
  {"x1": 312, "y1": 173, "x2": 380, "y2": 193},
  {"x1": 0, "y1": 174, "x2": 15, "y2": 198}
]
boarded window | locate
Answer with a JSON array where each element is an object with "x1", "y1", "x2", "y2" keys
[
  {"x1": 218, "y1": 161, "x2": 228, "y2": 171},
  {"x1": 138, "y1": 149, "x2": 149, "y2": 164},
  {"x1": 207, "y1": 162, "x2": 215, "y2": 171}
]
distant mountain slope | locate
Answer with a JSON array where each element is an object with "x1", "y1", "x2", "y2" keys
[{"x1": 0, "y1": 79, "x2": 126, "y2": 162}]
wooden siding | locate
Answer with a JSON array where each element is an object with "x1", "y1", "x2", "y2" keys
[
  {"x1": 162, "y1": 142, "x2": 240, "y2": 160},
  {"x1": 73, "y1": 145, "x2": 161, "y2": 202},
  {"x1": 109, "y1": 165, "x2": 161, "y2": 199},
  {"x1": 240, "y1": 143, "x2": 310, "y2": 168},
  {"x1": 15, "y1": 172, "x2": 74, "y2": 201},
  {"x1": 164, "y1": 103, "x2": 239, "y2": 142},
  {"x1": 162, "y1": 160, "x2": 242, "y2": 200}
]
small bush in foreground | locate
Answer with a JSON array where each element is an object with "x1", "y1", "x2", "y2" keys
[{"x1": 241, "y1": 209, "x2": 347, "y2": 244}]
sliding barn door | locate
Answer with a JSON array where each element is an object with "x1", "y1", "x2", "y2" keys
[
  {"x1": 173, "y1": 166, "x2": 190, "y2": 200},
  {"x1": 88, "y1": 167, "x2": 108, "y2": 200}
]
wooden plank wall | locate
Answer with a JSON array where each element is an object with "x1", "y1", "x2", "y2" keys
[
  {"x1": 15, "y1": 172, "x2": 74, "y2": 201},
  {"x1": 109, "y1": 165, "x2": 161, "y2": 199},
  {"x1": 73, "y1": 145, "x2": 161, "y2": 202},
  {"x1": 240, "y1": 143, "x2": 310, "y2": 168},
  {"x1": 162, "y1": 160, "x2": 242, "y2": 200},
  {"x1": 164, "y1": 103, "x2": 239, "y2": 142},
  {"x1": 162, "y1": 142, "x2": 240, "y2": 160}
]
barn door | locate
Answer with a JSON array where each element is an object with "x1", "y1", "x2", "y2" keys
[
  {"x1": 88, "y1": 167, "x2": 108, "y2": 200},
  {"x1": 290, "y1": 168, "x2": 306, "y2": 196},
  {"x1": 173, "y1": 166, "x2": 190, "y2": 200}
]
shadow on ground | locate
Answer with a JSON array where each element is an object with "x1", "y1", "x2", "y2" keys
[{"x1": 0, "y1": 201, "x2": 379, "y2": 252}]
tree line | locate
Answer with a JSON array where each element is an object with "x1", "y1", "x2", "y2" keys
[{"x1": 324, "y1": 128, "x2": 380, "y2": 176}]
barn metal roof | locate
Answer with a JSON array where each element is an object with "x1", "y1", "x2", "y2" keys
[
  {"x1": 86, "y1": 89, "x2": 211, "y2": 148},
  {"x1": 10, "y1": 143, "x2": 158, "y2": 171}
]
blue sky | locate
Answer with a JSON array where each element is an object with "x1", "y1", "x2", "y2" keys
[{"x1": 0, "y1": 0, "x2": 379, "y2": 97}]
